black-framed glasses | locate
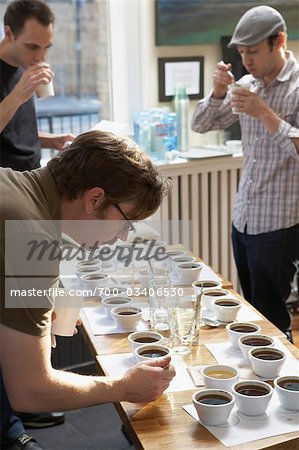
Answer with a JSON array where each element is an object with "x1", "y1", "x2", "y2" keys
[{"x1": 113, "y1": 203, "x2": 136, "y2": 233}]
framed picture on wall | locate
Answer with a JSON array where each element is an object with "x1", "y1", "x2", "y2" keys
[{"x1": 158, "y1": 56, "x2": 204, "y2": 102}]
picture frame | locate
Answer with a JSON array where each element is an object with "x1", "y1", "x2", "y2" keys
[{"x1": 158, "y1": 56, "x2": 204, "y2": 102}]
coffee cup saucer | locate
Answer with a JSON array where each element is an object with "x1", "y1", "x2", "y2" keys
[{"x1": 237, "y1": 410, "x2": 270, "y2": 421}]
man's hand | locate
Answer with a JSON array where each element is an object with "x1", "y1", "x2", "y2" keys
[
  {"x1": 212, "y1": 61, "x2": 234, "y2": 99},
  {"x1": 13, "y1": 63, "x2": 54, "y2": 104},
  {"x1": 39, "y1": 133, "x2": 76, "y2": 150},
  {"x1": 231, "y1": 88, "x2": 268, "y2": 118},
  {"x1": 119, "y1": 356, "x2": 176, "y2": 403}
]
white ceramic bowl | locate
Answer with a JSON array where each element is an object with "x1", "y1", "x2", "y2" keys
[
  {"x1": 239, "y1": 334, "x2": 274, "y2": 361},
  {"x1": 76, "y1": 265, "x2": 101, "y2": 279},
  {"x1": 212, "y1": 297, "x2": 241, "y2": 323},
  {"x1": 80, "y1": 272, "x2": 111, "y2": 290},
  {"x1": 202, "y1": 288, "x2": 230, "y2": 311},
  {"x1": 274, "y1": 376, "x2": 299, "y2": 411},
  {"x1": 111, "y1": 306, "x2": 142, "y2": 330},
  {"x1": 175, "y1": 262, "x2": 202, "y2": 284},
  {"x1": 192, "y1": 389, "x2": 235, "y2": 426},
  {"x1": 192, "y1": 279, "x2": 222, "y2": 296},
  {"x1": 134, "y1": 343, "x2": 170, "y2": 362},
  {"x1": 232, "y1": 380, "x2": 273, "y2": 416},
  {"x1": 128, "y1": 332, "x2": 167, "y2": 353},
  {"x1": 248, "y1": 347, "x2": 286, "y2": 379},
  {"x1": 201, "y1": 364, "x2": 239, "y2": 391},
  {"x1": 226, "y1": 322, "x2": 261, "y2": 349},
  {"x1": 102, "y1": 295, "x2": 132, "y2": 319}
]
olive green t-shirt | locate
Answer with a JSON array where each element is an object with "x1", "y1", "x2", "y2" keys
[{"x1": 0, "y1": 166, "x2": 61, "y2": 336}]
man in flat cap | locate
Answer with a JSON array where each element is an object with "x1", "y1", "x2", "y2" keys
[{"x1": 192, "y1": 5, "x2": 299, "y2": 341}]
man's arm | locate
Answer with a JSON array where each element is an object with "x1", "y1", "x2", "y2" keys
[
  {"x1": 39, "y1": 132, "x2": 75, "y2": 151},
  {"x1": 0, "y1": 325, "x2": 175, "y2": 412},
  {"x1": 0, "y1": 63, "x2": 53, "y2": 133}
]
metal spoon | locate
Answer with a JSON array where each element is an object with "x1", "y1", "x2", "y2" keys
[{"x1": 202, "y1": 317, "x2": 223, "y2": 328}]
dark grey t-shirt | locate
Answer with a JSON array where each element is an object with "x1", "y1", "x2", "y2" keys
[{"x1": 0, "y1": 59, "x2": 41, "y2": 171}]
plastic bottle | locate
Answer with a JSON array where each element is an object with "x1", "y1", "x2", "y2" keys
[
  {"x1": 150, "y1": 110, "x2": 168, "y2": 160},
  {"x1": 165, "y1": 112, "x2": 178, "y2": 152},
  {"x1": 133, "y1": 112, "x2": 151, "y2": 154},
  {"x1": 173, "y1": 86, "x2": 190, "y2": 152}
]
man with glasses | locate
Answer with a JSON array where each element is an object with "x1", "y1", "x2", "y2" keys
[{"x1": 0, "y1": 130, "x2": 175, "y2": 450}]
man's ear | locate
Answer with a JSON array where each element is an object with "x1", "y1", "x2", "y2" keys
[
  {"x1": 276, "y1": 31, "x2": 286, "y2": 50},
  {"x1": 4, "y1": 25, "x2": 14, "y2": 43},
  {"x1": 83, "y1": 187, "x2": 105, "y2": 215}
]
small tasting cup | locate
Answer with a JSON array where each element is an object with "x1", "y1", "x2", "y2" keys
[
  {"x1": 128, "y1": 331, "x2": 167, "y2": 354},
  {"x1": 111, "y1": 306, "x2": 142, "y2": 331},
  {"x1": 238, "y1": 334, "x2": 274, "y2": 361},
  {"x1": 212, "y1": 298, "x2": 242, "y2": 323},
  {"x1": 36, "y1": 79, "x2": 55, "y2": 99},
  {"x1": 274, "y1": 375, "x2": 299, "y2": 411},
  {"x1": 51, "y1": 289, "x2": 82, "y2": 337},
  {"x1": 165, "y1": 250, "x2": 186, "y2": 260},
  {"x1": 175, "y1": 262, "x2": 202, "y2": 284},
  {"x1": 134, "y1": 343, "x2": 170, "y2": 362},
  {"x1": 202, "y1": 288, "x2": 230, "y2": 311},
  {"x1": 76, "y1": 265, "x2": 101, "y2": 278},
  {"x1": 102, "y1": 295, "x2": 132, "y2": 319},
  {"x1": 192, "y1": 388, "x2": 235, "y2": 426},
  {"x1": 230, "y1": 82, "x2": 251, "y2": 114},
  {"x1": 77, "y1": 259, "x2": 101, "y2": 268},
  {"x1": 226, "y1": 322, "x2": 261, "y2": 349},
  {"x1": 201, "y1": 364, "x2": 239, "y2": 391},
  {"x1": 232, "y1": 380, "x2": 273, "y2": 416},
  {"x1": 80, "y1": 272, "x2": 111, "y2": 290},
  {"x1": 192, "y1": 279, "x2": 222, "y2": 296},
  {"x1": 248, "y1": 347, "x2": 286, "y2": 379}
]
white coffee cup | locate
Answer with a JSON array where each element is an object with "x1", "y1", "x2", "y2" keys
[
  {"x1": 134, "y1": 343, "x2": 170, "y2": 362},
  {"x1": 212, "y1": 297, "x2": 241, "y2": 323},
  {"x1": 202, "y1": 365, "x2": 239, "y2": 391},
  {"x1": 192, "y1": 389, "x2": 235, "y2": 426},
  {"x1": 36, "y1": 79, "x2": 55, "y2": 99},
  {"x1": 175, "y1": 262, "x2": 202, "y2": 284},
  {"x1": 128, "y1": 331, "x2": 167, "y2": 354},
  {"x1": 202, "y1": 288, "x2": 230, "y2": 311},
  {"x1": 248, "y1": 347, "x2": 286, "y2": 379},
  {"x1": 111, "y1": 306, "x2": 142, "y2": 330},
  {"x1": 102, "y1": 295, "x2": 132, "y2": 319},
  {"x1": 239, "y1": 334, "x2": 274, "y2": 362},
  {"x1": 230, "y1": 82, "x2": 251, "y2": 114},
  {"x1": 232, "y1": 380, "x2": 273, "y2": 416},
  {"x1": 80, "y1": 272, "x2": 111, "y2": 290},
  {"x1": 51, "y1": 289, "x2": 83, "y2": 337},
  {"x1": 192, "y1": 279, "x2": 222, "y2": 296},
  {"x1": 76, "y1": 265, "x2": 102, "y2": 279},
  {"x1": 226, "y1": 322, "x2": 261, "y2": 349},
  {"x1": 274, "y1": 376, "x2": 299, "y2": 411}
]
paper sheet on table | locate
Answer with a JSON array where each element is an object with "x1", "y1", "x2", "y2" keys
[
  {"x1": 205, "y1": 338, "x2": 299, "y2": 380},
  {"x1": 83, "y1": 304, "x2": 149, "y2": 335},
  {"x1": 182, "y1": 392, "x2": 299, "y2": 447},
  {"x1": 97, "y1": 353, "x2": 195, "y2": 393}
]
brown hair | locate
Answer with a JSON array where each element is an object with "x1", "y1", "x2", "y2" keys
[
  {"x1": 4, "y1": 0, "x2": 55, "y2": 37},
  {"x1": 48, "y1": 130, "x2": 172, "y2": 220}
]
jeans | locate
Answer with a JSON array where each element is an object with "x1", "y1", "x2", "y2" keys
[
  {"x1": 1, "y1": 370, "x2": 25, "y2": 442},
  {"x1": 231, "y1": 224, "x2": 299, "y2": 332}
]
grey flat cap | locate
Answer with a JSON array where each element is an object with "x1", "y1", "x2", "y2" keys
[{"x1": 228, "y1": 5, "x2": 286, "y2": 48}]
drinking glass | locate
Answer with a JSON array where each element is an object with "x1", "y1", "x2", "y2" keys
[
  {"x1": 148, "y1": 269, "x2": 174, "y2": 333},
  {"x1": 171, "y1": 296, "x2": 200, "y2": 354}
]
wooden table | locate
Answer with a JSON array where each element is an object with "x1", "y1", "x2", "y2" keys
[{"x1": 80, "y1": 253, "x2": 299, "y2": 450}]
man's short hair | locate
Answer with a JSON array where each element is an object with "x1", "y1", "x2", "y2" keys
[
  {"x1": 4, "y1": 0, "x2": 55, "y2": 37},
  {"x1": 48, "y1": 130, "x2": 172, "y2": 220}
]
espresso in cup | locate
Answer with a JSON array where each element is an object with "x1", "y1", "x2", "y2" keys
[
  {"x1": 194, "y1": 281, "x2": 221, "y2": 289},
  {"x1": 226, "y1": 322, "x2": 261, "y2": 349},
  {"x1": 192, "y1": 389, "x2": 235, "y2": 426},
  {"x1": 214, "y1": 299, "x2": 239, "y2": 307},
  {"x1": 197, "y1": 394, "x2": 231, "y2": 405},
  {"x1": 248, "y1": 347, "x2": 286, "y2": 379},
  {"x1": 274, "y1": 376, "x2": 299, "y2": 411},
  {"x1": 133, "y1": 336, "x2": 160, "y2": 343},
  {"x1": 134, "y1": 344, "x2": 170, "y2": 362},
  {"x1": 239, "y1": 334, "x2": 274, "y2": 361},
  {"x1": 232, "y1": 380, "x2": 273, "y2": 416}
]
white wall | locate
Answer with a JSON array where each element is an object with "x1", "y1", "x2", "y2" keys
[{"x1": 109, "y1": 0, "x2": 299, "y2": 144}]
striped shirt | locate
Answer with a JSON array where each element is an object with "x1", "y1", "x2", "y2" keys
[{"x1": 192, "y1": 51, "x2": 299, "y2": 235}]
